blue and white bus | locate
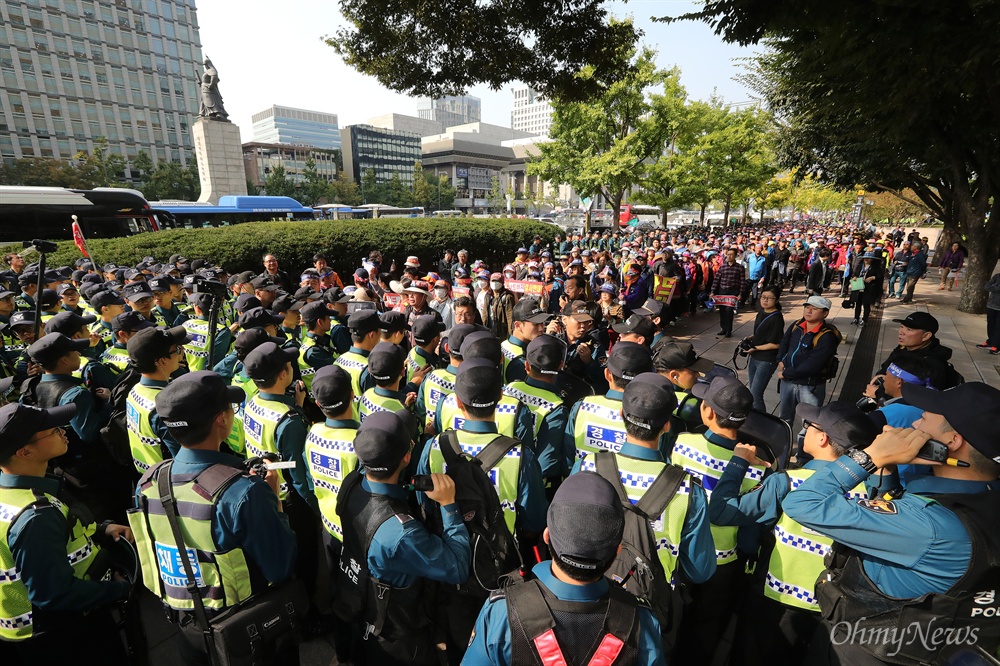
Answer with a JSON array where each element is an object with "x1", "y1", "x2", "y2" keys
[{"x1": 150, "y1": 195, "x2": 315, "y2": 229}]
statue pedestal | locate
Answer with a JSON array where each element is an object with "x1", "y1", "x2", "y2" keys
[{"x1": 193, "y1": 118, "x2": 247, "y2": 205}]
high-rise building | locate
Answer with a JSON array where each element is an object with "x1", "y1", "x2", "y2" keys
[
  {"x1": 340, "y1": 124, "x2": 421, "y2": 188},
  {"x1": 242, "y1": 142, "x2": 339, "y2": 188},
  {"x1": 367, "y1": 112, "x2": 443, "y2": 138},
  {"x1": 417, "y1": 95, "x2": 480, "y2": 128},
  {"x1": 250, "y1": 105, "x2": 341, "y2": 151},
  {"x1": 511, "y1": 85, "x2": 553, "y2": 137},
  {"x1": 1, "y1": 0, "x2": 203, "y2": 166}
]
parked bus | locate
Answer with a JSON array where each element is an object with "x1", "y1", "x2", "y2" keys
[
  {"x1": 150, "y1": 195, "x2": 315, "y2": 229},
  {"x1": 0, "y1": 186, "x2": 159, "y2": 243},
  {"x1": 354, "y1": 204, "x2": 425, "y2": 219},
  {"x1": 433, "y1": 210, "x2": 464, "y2": 218},
  {"x1": 619, "y1": 204, "x2": 664, "y2": 228}
]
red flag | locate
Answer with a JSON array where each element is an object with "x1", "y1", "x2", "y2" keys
[{"x1": 72, "y1": 220, "x2": 89, "y2": 257}]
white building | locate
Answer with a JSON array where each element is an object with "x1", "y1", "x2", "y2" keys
[{"x1": 511, "y1": 85, "x2": 554, "y2": 138}]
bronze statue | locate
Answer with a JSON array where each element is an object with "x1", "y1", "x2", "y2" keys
[{"x1": 198, "y1": 57, "x2": 229, "y2": 120}]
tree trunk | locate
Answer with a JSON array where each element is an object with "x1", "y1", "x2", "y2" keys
[
  {"x1": 956, "y1": 196, "x2": 999, "y2": 314},
  {"x1": 930, "y1": 221, "x2": 960, "y2": 267},
  {"x1": 722, "y1": 195, "x2": 732, "y2": 229},
  {"x1": 699, "y1": 203, "x2": 707, "y2": 225}
]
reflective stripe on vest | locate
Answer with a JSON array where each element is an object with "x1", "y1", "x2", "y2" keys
[
  {"x1": 405, "y1": 349, "x2": 429, "y2": 385},
  {"x1": 0, "y1": 490, "x2": 100, "y2": 641},
  {"x1": 437, "y1": 392, "x2": 519, "y2": 437},
  {"x1": 181, "y1": 318, "x2": 218, "y2": 371},
  {"x1": 672, "y1": 432, "x2": 765, "y2": 565},
  {"x1": 764, "y1": 468, "x2": 866, "y2": 611},
  {"x1": 421, "y1": 369, "x2": 456, "y2": 427},
  {"x1": 243, "y1": 396, "x2": 292, "y2": 499},
  {"x1": 127, "y1": 382, "x2": 166, "y2": 474},
  {"x1": 304, "y1": 424, "x2": 359, "y2": 538},
  {"x1": 427, "y1": 430, "x2": 521, "y2": 533},
  {"x1": 298, "y1": 335, "x2": 327, "y2": 392},
  {"x1": 500, "y1": 339, "x2": 524, "y2": 377},
  {"x1": 102, "y1": 346, "x2": 131, "y2": 370},
  {"x1": 334, "y1": 352, "x2": 368, "y2": 405},
  {"x1": 573, "y1": 396, "x2": 626, "y2": 457},
  {"x1": 504, "y1": 382, "x2": 559, "y2": 436}
]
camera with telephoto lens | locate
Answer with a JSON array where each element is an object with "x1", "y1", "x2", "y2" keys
[
  {"x1": 856, "y1": 376, "x2": 886, "y2": 413},
  {"x1": 190, "y1": 274, "x2": 228, "y2": 300},
  {"x1": 737, "y1": 336, "x2": 755, "y2": 356}
]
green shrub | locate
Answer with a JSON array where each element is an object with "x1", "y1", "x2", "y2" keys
[{"x1": 2, "y1": 217, "x2": 558, "y2": 278}]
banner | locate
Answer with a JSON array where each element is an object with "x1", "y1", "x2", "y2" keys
[
  {"x1": 71, "y1": 218, "x2": 89, "y2": 257},
  {"x1": 383, "y1": 293, "x2": 402, "y2": 308},
  {"x1": 452, "y1": 286, "x2": 470, "y2": 297},
  {"x1": 713, "y1": 294, "x2": 739, "y2": 309},
  {"x1": 652, "y1": 276, "x2": 677, "y2": 303},
  {"x1": 506, "y1": 280, "x2": 545, "y2": 296}
]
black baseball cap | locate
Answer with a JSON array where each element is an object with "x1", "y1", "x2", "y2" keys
[
  {"x1": 239, "y1": 306, "x2": 283, "y2": 330},
  {"x1": 293, "y1": 286, "x2": 320, "y2": 302},
  {"x1": 893, "y1": 312, "x2": 939, "y2": 334},
  {"x1": 243, "y1": 341, "x2": 299, "y2": 381},
  {"x1": 796, "y1": 400, "x2": 879, "y2": 450},
  {"x1": 446, "y1": 324, "x2": 481, "y2": 360},
  {"x1": 270, "y1": 294, "x2": 302, "y2": 314},
  {"x1": 368, "y1": 342, "x2": 406, "y2": 382},
  {"x1": 692, "y1": 375, "x2": 752, "y2": 424},
  {"x1": 127, "y1": 326, "x2": 192, "y2": 366},
  {"x1": 28, "y1": 333, "x2": 90, "y2": 366},
  {"x1": 379, "y1": 310, "x2": 410, "y2": 333},
  {"x1": 300, "y1": 301, "x2": 332, "y2": 325},
  {"x1": 233, "y1": 328, "x2": 285, "y2": 361},
  {"x1": 653, "y1": 340, "x2": 714, "y2": 374},
  {"x1": 633, "y1": 299, "x2": 665, "y2": 318},
  {"x1": 155, "y1": 371, "x2": 245, "y2": 435},
  {"x1": 0, "y1": 403, "x2": 77, "y2": 460},
  {"x1": 8, "y1": 311, "x2": 35, "y2": 330},
  {"x1": 455, "y1": 357, "x2": 502, "y2": 410},
  {"x1": 562, "y1": 300, "x2": 593, "y2": 322},
  {"x1": 148, "y1": 276, "x2": 180, "y2": 292},
  {"x1": 17, "y1": 272, "x2": 38, "y2": 286},
  {"x1": 0, "y1": 289, "x2": 15, "y2": 300},
  {"x1": 38, "y1": 288, "x2": 60, "y2": 308},
  {"x1": 460, "y1": 330, "x2": 502, "y2": 366},
  {"x1": 56, "y1": 283, "x2": 78, "y2": 296},
  {"x1": 234, "y1": 293, "x2": 262, "y2": 313},
  {"x1": 112, "y1": 310, "x2": 155, "y2": 334},
  {"x1": 606, "y1": 342, "x2": 654, "y2": 382},
  {"x1": 251, "y1": 276, "x2": 279, "y2": 291},
  {"x1": 44, "y1": 311, "x2": 96, "y2": 337},
  {"x1": 91, "y1": 290, "x2": 125, "y2": 311},
  {"x1": 188, "y1": 293, "x2": 215, "y2": 312},
  {"x1": 526, "y1": 334, "x2": 566, "y2": 375},
  {"x1": 622, "y1": 373, "x2": 678, "y2": 433},
  {"x1": 547, "y1": 471, "x2": 625, "y2": 572},
  {"x1": 123, "y1": 283, "x2": 153, "y2": 302},
  {"x1": 903, "y1": 382, "x2": 1000, "y2": 464},
  {"x1": 611, "y1": 314, "x2": 656, "y2": 341},
  {"x1": 413, "y1": 315, "x2": 446, "y2": 345},
  {"x1": 347, "y1": 309, "x2": 380, "y2": 335},
  {"x1": 233, "y1": 270, "x2": 255, "y2": 284},
  {"x1": 512, "y1": 297, "x2": 550, "y2": 324},
  {"x1": 323, "y1": 287, "x2": 351, "y2": 305},
  {"x1": 354, "y1": 410, "x2": 412, "y2": 474},
  {"x1": 312, "y1": 365, "x2": 353, "y2": 413}
]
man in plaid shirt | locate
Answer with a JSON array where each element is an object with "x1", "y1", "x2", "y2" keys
[{"x1": 711, "y1": 248, "x2": 746, "y2": 338}]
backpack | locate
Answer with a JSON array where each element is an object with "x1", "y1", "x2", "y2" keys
[
  {"x1": 424, "y1": 430, "x2": 523, "y2": 597},
  {"x1": 594, "y1": 451, "x2": 690, "y2": 653},
  {"x1": 100, "y1": 363, "x2": 142, "y2": 469},
  {"x1": 791, "y1": 318, "x2": 842, "y2": 382}
]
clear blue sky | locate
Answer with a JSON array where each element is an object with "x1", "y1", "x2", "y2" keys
[{"x1": 195, "y1": 0, "x2": 758, "y2": 141}]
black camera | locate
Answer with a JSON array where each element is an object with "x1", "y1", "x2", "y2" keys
[
  {"x1": 22, "y1": 239, "x2": 59, "y2": 253},
  {"x1": 190, "y1": 275, "x2": 228, "y2": 300},
  {"x1": 406, "y1": 475, "x2": 434, "y2": 492},
  {"x1": 856, "y1": 376, "x2": 886, "y2": 413},
  {"x1": 737, "y1": 336, "x2": 755, "y2": 357}
]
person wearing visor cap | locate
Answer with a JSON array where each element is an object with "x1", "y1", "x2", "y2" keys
[
  {"x1": 418, "y1": 357, "x2": 547, "y2": 663},
  {"x1": 129, "y1": 371, "x2": 298, "y2": 664},
  {"x1": 709, "y1": 400, "x2": 877, "y2": 665},
  {"x1": 501, "y1": 297, "x2": 550, "y2": 383},
  {"x1": 358, "y1": 342, "x2": 419, "y2": 435},
  {"x1": 44, "y1": 310, "x2": 117, "y2": 390},
  {"x1": 100, "y1": 310, "x2": 154, "y2": 371},
  {"x1": 783, "y1": 382, "x2": 1000, "y2": 665},
  {"x1": 464, "y1": 471, "x2": 666, "y2": 665},
  {"x1": 333, "y1": 410, "x2": 469, "y2": 665},
  {"x1": 415, "y1": 323, "x2": 477, "y2": 432},
  {"x1": 670, "y1": 374, "x2": 766, "y2": 664},
  {"x1": 0, "y1": 402, "x2": 132, "y2": 662}
]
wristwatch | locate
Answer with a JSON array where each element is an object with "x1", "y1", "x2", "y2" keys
[{"x1": 846, "y1": 448, "x2": 877, "y2": 474}]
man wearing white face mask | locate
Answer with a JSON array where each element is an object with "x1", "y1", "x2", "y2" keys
[
  {"x1": 429, "y1": 279, "x2": 454, "y2": 329},
  {"x1": 485, "y1": 272, "x2": 517, "y2": 340}
]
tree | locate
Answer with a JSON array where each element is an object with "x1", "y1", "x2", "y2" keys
[
  {"x1": 679, "y1": 0, "x2": 1000, "y2": 312},
  {"x1": 411, "y1": 162, "x2": 435, "y2": 210},
  {"x1": 0, "y1": 157, "x2": 101, "y2": 188},
  {"x1": 300, "y1": 157, "x2": 333, "y2": 207},
  {"x1": 385, "y1": 172, "x2": 414, "y2": 208},
  {"x1": 328, "y1": 1, "x2": 638, "y2": 102},
  {"x1": 865, "y1": 190, "x2": 929, "y2": 227},
  {"x1": 131, "y1": 151, "x2": 155, "y2": 192},
  {"x1": 74, "y1": 137, "x2": 126, "y2": 187},
  {"x1": 262, "y1": 163, "x2": 297, "y2": 198},
  {"x1": 530, "y1": 41, "x2": 676, "y2": 228},
  {"x1": 331, "y1": 173, "x2": 361, "y2": 206},
  {"x1": 435, "y1": 174, "x2": 456, "y2": 211},
  {"x1": 360, "y1": 168, "x2": 386, "y2": 204},
  {"x1": 487, "y1": 175, "x2": 505, "y2": 214},
  {"x1": 146, "y1": 161, "x2": 199, "y2": 201},
  {"x1": 632, "y1": 73, "x2": 691, "y2": 218}
]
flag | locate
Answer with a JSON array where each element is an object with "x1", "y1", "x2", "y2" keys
[
  {"x1": 72, "y1": 219, "x2": 89, "y2": 257},
  {"x1": 652, "y1": 275, "x2": 677, "y2": 303}
]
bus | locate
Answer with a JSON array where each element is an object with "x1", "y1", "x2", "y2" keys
[
  {"x1": 150, "y1": 195, "x2": 315, "y2": 229},
  {"x1": 433, "y1": 210, "x2": 465, "y2": 218},
  {"x1": 354, "y1": 204, "x2": 425, "y2": 219},
  {"x1": 0, "y1": 186, "x2": 159, "y2": 243},
  {"x1": 619, "y1": 204, "x2": 664, "y2": 228}
]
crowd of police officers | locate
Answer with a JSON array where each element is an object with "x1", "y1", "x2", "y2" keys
[{"x1": 0, "y1": 231, "x2": 998, "y2": 666}]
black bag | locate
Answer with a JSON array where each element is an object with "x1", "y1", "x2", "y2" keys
[
  {"x1": 156, "y1": 461, "x2": 309, "y2": 666},
  {"x1": 100, "y1": 363, "x2": 141, "y2": 468},
  {"x1": 425, "y1": 430, "x2": 522, "y2": 596},
  {"x1": 595, "y1": 451, "x2": 689, "y2": 654}
]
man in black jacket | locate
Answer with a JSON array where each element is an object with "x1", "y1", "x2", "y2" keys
[
  {"x1": 875, "y1": 312, "x2": 961, "y2": 388},
  {"x1": 806, "y1": 248, "x2": 833, "y2": 296}
]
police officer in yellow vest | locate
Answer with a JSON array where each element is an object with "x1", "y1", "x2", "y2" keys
[
  {"x1": 124, "y1": 326, "x2": 191, "y2": 475},
  {"x1": 415, "y1": 323, "x2": 476, "y2": 432},
  {"x1": 565, "y1": 341, "x2": 654, "y2": 460},
  {"x1": 406, "y1": 315, "x2": 444, "y2": 384},
  {"x1": 334, "y1": 309, "x2": 380, "y2": 407},
  {"x1": 0, "y1": 402, "x2": 131, "y2": 664},
  {"x1": 417, "y1": 357, "x2": 548, "y2": 663},
  {"x1": 671, "y1": 374, "x2": 766, "y2": 664},
  {"x1": 128, "y1": 371, "x2": 298, "y2": 664},
  {"x1": 181, "y1": 293, "x2": 234, "y2": 372},
  {"x1": 708, "y1": 400, "x2": 876, "y2": 666},
  {"x1": 358, "y1": 342, "x2": 415, "y2": 421},
  {"x1": 88, "y1": 289, "x2": 125, "y2": 351},
  {"x1": 298, "y1": 301, "x2": 337, "y2": 393},
  {"x1": 500, "y1": 297, "x2": 549, "y2": 383},
  {"x1": 37, "y1": 288, "x2": 62, "y2": 325},
  {"x1": 653, "y1": 339, "x2": 716, "y2": 435},
  {"x1": 102, "y1": 311, "x2": 155, "y2": 371},
  {"x1": 44, "y1": 310, "x2": 119, "y2": 390}
]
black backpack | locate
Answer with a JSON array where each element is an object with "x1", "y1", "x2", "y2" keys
[
  {"x1": 595, "y1": 451, "x2": 690, "y2": 654},
  {"x1": 100, "y1": 363, "x2": 142, "y2": 469},
  {"x1": 424, "y1": 430, "x2": 523, "y2": 597}
]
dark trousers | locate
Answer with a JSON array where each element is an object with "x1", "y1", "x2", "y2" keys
[
  {"x1": 674, "y1": 560, "x2": 745, "y2": 663},
  {"x1": 719, "y1": 305, "x2": 735, "y2": 334},
  {"x1": 986, "y1": 308, "x2": 1000, "y2": 348},
  {"x1": 731, "y1": 594, "x2": 820, "y2": 666},
  {"x1": 853, "y1": 297, "x2": 871, "y2": 322},
  {"x1": 323, "y1": 531, "x2": 353, "y2": 661},
  {"x1": 284, "y1": 492, "x2": 322, "y2": 615},
  {"x1": 6, "y1": 607, "x2": 127, "y2": 665}
]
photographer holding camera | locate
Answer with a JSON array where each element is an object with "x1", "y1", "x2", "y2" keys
[{"x1": 743, "y1": 286, "x2": 785, "y2": 412}]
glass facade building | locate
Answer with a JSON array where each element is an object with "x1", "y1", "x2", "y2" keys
[
  {"x1": 242, "y1": 141, "x2": 338, "y2": 187},
  {"x1": 417, "y1": 95, "x2": 481, "y2": 129},
  {"x1": 250, "y1": 105, "x2": 341, "y2": 151},
  {"x1": 511, "y1": 85, "x2": 552, "y2": 137},
  {"x1": 1, "y1": 0, "x2": 202, "y2": 166},
  {"x1": 340, "y1": 124, "x2": 421, "y2": 186}
]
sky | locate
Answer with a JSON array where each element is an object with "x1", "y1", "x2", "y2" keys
[{"x1": 194, "y1": 0, "x2": 759, "y2": 141}]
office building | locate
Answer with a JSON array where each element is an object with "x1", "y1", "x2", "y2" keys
[
  {"x1": 417, "y1": 95, "x2": 480, "y2": 128},
  {"x1": 250, "y1": 105, "x2": 341, "y2": 151},
  {"x1": 340, "y1": 124, "x2": 421, "y2": 187},
  {"x1": 511, "y1": 85, "x2": 553, "y2": 137},
  {"x1": 1, "y1": 0, "x2": 203, "y2": 166},
  {"x1": 242, "y1": 141, "x2": 338, "y2": 187},
  {"x1": 367, "y1": 112, "x2": 443, "y2": 138}
]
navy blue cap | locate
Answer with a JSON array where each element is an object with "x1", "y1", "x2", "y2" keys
[
  {"x1": 606, "y1": 342, "x2": 654, "y2": 381},
  {"x1": 354, "y1": 410, "x2": 412, "y2": 473},
  {"x1": 312, "y1": 365, "x2": 353, "y2": 413},
  {"x1": 0, "y1": 402, "x2": 77, "y2": 459},
  {"x1": 903, "y1": 382, "x2": 1000, "y2": 463},
  {"x1": 155, "y1": 371, "x2": 244, "y2": 434},
  {"x1": 412, "y1": 315, "x2": 446, "y2": 345},
  {"x1": 460, "y1": 330, "x2": 501, "y2": 366},
  {"x1": 233, "y1": 328, "x2": 285, "y2": 361},
  {"x1": 243, "y1": 341, "x2": 298, "y2": 381},
  {"x1": 379, "y1": 310, "x2": 409, "y2": 333},
  {"x1": 8, "y1": 311, "x2": 35, "y2": 329},
  {"x1": 112, "y1": 310, "x2": 155, "y2": 334},
  {"x1": 622, "y1": 373, "x2": 677, "y2": 433},
  {"x1": 547, "y1": 472, "x2": 624, "y2": 570},
  {"x1": 90, "y1": 290, "x2": 125, "y2": 312},
  {"x1": 347, "y1": 309, "x2": 380, "y2": 334},
  {"x1": 368, "y1": 342, "x2": 406, "y2": 383},
  {"x1": 28, "y1": 333, "x2": 89, "y2": 366},
  {"x1": 300, "y1": 301, "x2": 332, "y2": 325},
  {"x1": 239, "y1": 306, "x2": 283, "y2": 330},
  {"x1": 526, "y1": 334, "x2": 566, "y2": 375},
  {"x1": 691, "y1": 375, "x2": 752, "y2": 424},
  {"x1": 455, "y1": 357, "x2": 502, "y2": 409},
  {"x1": 446, "y1": 324, "x2": 481, "y2": 360},
  {"x1": 44, "y1": 311, "x2": 96, "y2": 337},
  {"x1": 234, "y1": 293, "x2": 262, "y2": 313},
  {"x1": 127, "y1": 326, "x2": 192, "y2": 365},
  {"x1": 323, "y1": 287, "x2": 351, "y2": 304}
]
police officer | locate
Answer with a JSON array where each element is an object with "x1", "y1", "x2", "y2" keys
[
  {"x1": 612, "y1": 312, "x2": 658, "y2": 347},
  {"x1": 500, "y1": 297, "x2": 549, "y2": 383},
  {"x1": 181, "y1": 293, "x2": 234, "y2": 372},
  {"x1": 785, "y1": 382, "x2": 1000, "y2": 665},
  {"x1": 15, "y1": 271, "x2": 38, "y2": 311},
  {"x1": 333, "y1": 410, "x2": 470, "y2": 665},
  {"x1": 379, "y1": 310, "x2": 410, "y2": 346},
  {"x1": 415, "y1": 323, "x2": 475, "y2": 432},
  {"x1": 464, "y1": 471, "x2": 667, "y2": 665},
  {"x1": 123, "y1": 281, "x2": 165, "y2": 327},
  {"x1": 88, "y1": 289, "x2": 125, "y2": 349},
  {"x1": 709, "y1": 401, "x2": 877, "y2": 666},
  {"x1": 653, "y1": 339, "x2": 716, "y2": 433},
  {"x1": 238, "y1": 304, "x2": 283, "y2": 339},
  {"x1": 124, "y1": 326, "x2": 191, "y2": 474},
  {"x1": 0, "y1": 402, "x2": 131, "y2": 664},
  {"x1": 44, "y1": 310, "x2": 117, "y2": 388},
  {"x1": 406, "y1": 315, "x2": 444, "y2": 384},
  {"x1": 334, "y1": 309, "x2": 380, "y2": 408},
  {"x1": 322, "y1": 287, "x2": 352, "y2": 354},
  {"x1": 298, "y1": 301, "x2": 337, "y2": 393},
  {"x1": 358, "y1": 342, "x2": 413, "y2": 420},
  {"x1": 6, "y1": 311, "x2": 40, "y2": 386},
  {"x1": 102, "y1": 311, "x2": 155, "y2": 371},
  {"x1": 149, "y1": 275, "x2": 188, "y2": 327},
  {"x1": 128, "y1": 371, "x2": 298, "y2": 665}
]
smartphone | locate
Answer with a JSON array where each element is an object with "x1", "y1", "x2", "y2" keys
[{"x1": 916, "y1": 439, "x2": 948, "y2": 463}]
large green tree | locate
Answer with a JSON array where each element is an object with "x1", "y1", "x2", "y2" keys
[
  {"x1": 262, "y1": 163, "x2": 297, "y2": 198},
  {"x1": 300, "y1": 158, "x2": 333, "y2": 207},
  {"x1": 676, "y1": 0, "x2": 1000, "y2": 312}
]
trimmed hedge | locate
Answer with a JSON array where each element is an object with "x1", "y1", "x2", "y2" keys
[{"x1": 2, "y1": 217, "x2": 558, "y2": 278}]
